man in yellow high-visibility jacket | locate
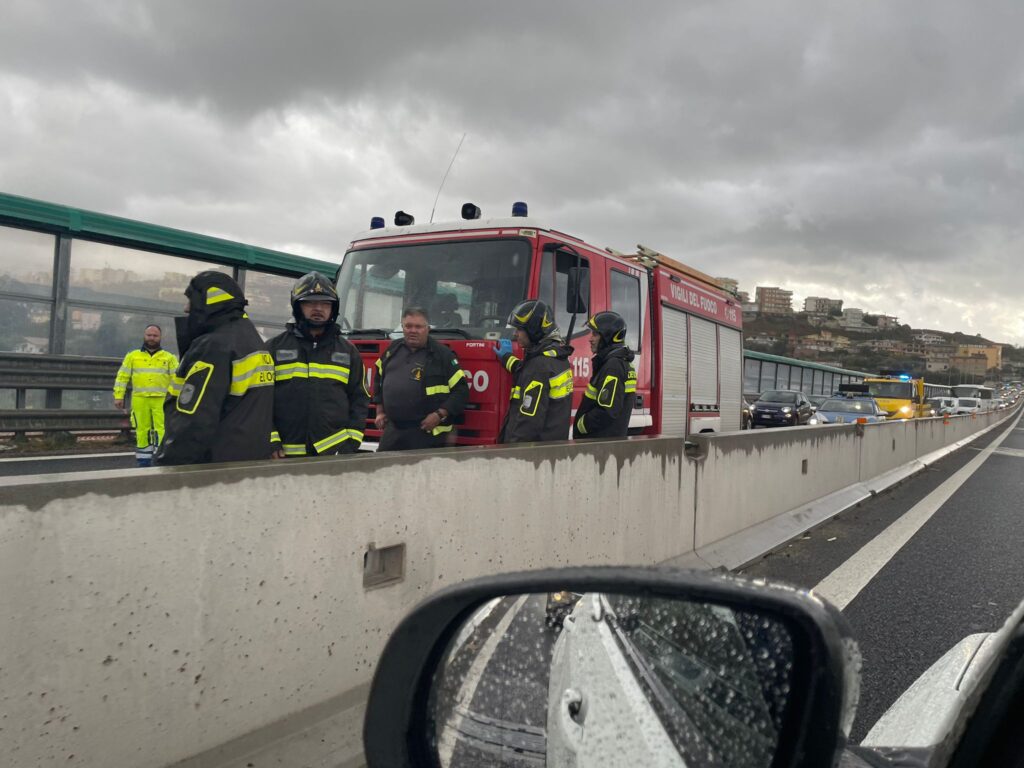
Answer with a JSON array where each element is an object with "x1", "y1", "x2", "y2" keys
[{"x1": 113, "y1": 324, "x2": 178, "y2": 466}]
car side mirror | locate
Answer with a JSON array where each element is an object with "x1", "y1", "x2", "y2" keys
[{"x1": 363, "y1": 566, "x2": 858, "y2": 767}]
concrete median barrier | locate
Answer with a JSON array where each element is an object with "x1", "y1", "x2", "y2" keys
[
  {"x1": 0, "y1": 405, "x2": 1014, "y2": 767},
  {"x1": 0, "y1": 436, "x2": 694, "y2": 768}
]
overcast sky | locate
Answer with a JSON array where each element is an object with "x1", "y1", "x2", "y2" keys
[{"x1": 2, "y1": 1, "x2": 1023, "y2": 342}]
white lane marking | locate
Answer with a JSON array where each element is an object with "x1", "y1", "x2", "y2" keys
[
  {"x1": 992, "y1": 447, "x2": 1024, "y2": 459},
  {"x1": 0, "y1": 452, "x2": 133, "y2": 463},
  {"x1": 437, "y1": 594, "x2": 529, "y2": 767},
  {"x1": 814, "y1": 409, "x2": 1023, "y2": 611}
]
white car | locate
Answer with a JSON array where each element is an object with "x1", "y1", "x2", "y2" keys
[{"x1": 546, "y1": 593, "x2": 779, "y2": 767}]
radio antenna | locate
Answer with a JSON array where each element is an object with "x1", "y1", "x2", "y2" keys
[{"x1": 430, "y1": 133, "x2": 466, "y2": 223}]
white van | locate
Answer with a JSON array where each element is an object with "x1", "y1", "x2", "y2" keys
[{"x1": 952, "y1": 397, "x2": 982, "y2": 415}]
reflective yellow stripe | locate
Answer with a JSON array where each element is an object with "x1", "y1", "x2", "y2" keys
[
  {"x1": 282, "y1": 444, "x2": 307, "y2": 456},
  {"x1": 206, "y1": 286, "x2": 234, "y2": 305},
  {"x1": 270, "y1": 431, "x2": 281, "y2": 443},
  {"x1": 375, "y1": 358, "x2": 383, "y2": 373},
  {"x1": 548, "y1": 369, "x2": 574, "y2": 400},
  {"x1": 505, "y1": 356, "x2": 519, "y2": 373},
  {"x1": 168, "y1": 375, "x2": 185, "y2": 398},
  {"x1": 275, "y1": 362, "x2": 308, "y2": 381},
  {"x1": 448, "y1": 369, "x2": 465, "y2": 389},
  {"x1": 303, "y1": 428, "x2": 366, "y2": 454},
  {"x1": 542, "y1": 349, "x2": 557, "y2": 357},
  {"x1": 308, "y1": 363, "x2": 350, "y2": 384},
  {"x1": 597, "y1": 375, "x2": 619, "y2": 408},
  {"x1": 431, "y1": 424, "x2": 453, "y2": 436},
  {"x1": 584, "y1": 384, "x2": 598, "y2": 400},
  {"x1": 625, "y1": 368, "x2": 637, "y2": 393},
  {"x1": 425, "y1": 384, "x2": 450, "y2": 396},
  {"x1": 131, "y1": 386, "x2": 168, "y2": 395},
  {"x1": 577, "y1": 415, "x2": 588, "y2": 435},
  {"x1": 230, "y1": 352, "x2": 275, "y2": 395},
  {"x1": 510, "y1": 385, "x2": 522, "y2": 400}
]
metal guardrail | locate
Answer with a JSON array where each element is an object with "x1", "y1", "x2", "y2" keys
[
  {"x1": 0, "y1": 409, "x2": 128, "y2": 432},
  {"x1": 0, "y1": 352, "x2": 121, "y2": 391},
  {"x1": 0, "y1": 352, "x2": 126, "y2": 435}
]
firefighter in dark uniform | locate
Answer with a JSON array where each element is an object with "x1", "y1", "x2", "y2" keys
[
  {"x1": 373, "y1": 307, "x2": 469, "y2": 451},
  {"x1": 573, "y1": 311, "x2": 637, "y2": 439},
  {"x1": 268, "y1": 272, "x2": 369, "y2": 457},
  {"x1": 495, "y1": 299, "x2": 574, "y2": 443},
  {"x1": 155, "y1": 271, "x2": 275, "y2": 465}
]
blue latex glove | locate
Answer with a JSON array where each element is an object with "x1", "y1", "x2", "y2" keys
[{"x1": 493, "y1": 338, "x2": 513, "y2": 358}]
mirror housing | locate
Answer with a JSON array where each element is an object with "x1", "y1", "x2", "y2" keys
[{"x1": 363, "y1": 566, "x2": 857, "y2": 768}]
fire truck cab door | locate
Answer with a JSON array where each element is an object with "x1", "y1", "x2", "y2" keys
[{"x1": 604, "y1": 262, "x2": 652, "y2": 433}]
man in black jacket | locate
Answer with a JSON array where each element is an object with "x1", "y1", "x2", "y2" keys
[
  {"x1": 373, "y1": 307, "x2": 469, "y2": 451},
  {"x1": 155, "y1": 271, "x2": 275, "y2": 465},
  {"x1": 495, "y1": 299, "x2": 574, "y2": 443},
  {"x1": 268, "y1": 272, "x2": 369, "y2": 457},
  {"x1": 573, "y1": 311, "x2": 637, "y2": 439}
]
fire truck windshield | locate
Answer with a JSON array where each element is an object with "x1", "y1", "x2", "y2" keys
[{"x1": 336, "y1": 238, "x2": 531, "y2": 338}]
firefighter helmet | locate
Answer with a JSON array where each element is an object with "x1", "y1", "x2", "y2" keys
[
  {"x1": 291, "y1": 271, "x2": 339, "y2": 325},
  {"x1": 507, "y1": 299, "x2": 556, "y2": 344},
  {"x1": 587, "y1": 311, "x2": 627, "y2": 349}
]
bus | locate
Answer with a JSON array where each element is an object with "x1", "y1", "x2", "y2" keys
[{"x1": 952, "y1": 385, "x2": 995, "y2": 411}]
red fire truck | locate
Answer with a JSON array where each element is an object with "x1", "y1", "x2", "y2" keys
[{"x1": 335, "y1": 202, "x2": 744, "y2": 446}]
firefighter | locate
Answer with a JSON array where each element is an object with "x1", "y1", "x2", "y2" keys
[
  {"x1": 268, "y1": 272, "x2": 369, "y2": 457},
  {"x1": 154, "y1": 271, "x2": 275, "y2": 466},
  {"x1": 113, "y1": 324, "x2": 178, "y2": 467},
  {"x1": 494, "y1": 299, "x2": 574, "y2": 443},
  {"x1": 573, "y1": 311, "x2": 637, "y2": 439},
  {"x1": 373, "y1": 307, "x2": 469, "y2": 451}
]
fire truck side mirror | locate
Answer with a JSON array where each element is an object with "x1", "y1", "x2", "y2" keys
[{"x1": 565, "y1": 265, "x2": 590, "y2": 314}]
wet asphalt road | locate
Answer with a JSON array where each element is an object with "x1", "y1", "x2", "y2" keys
[
  {"x1": 740, "y1": 408, "x2": 1024, "y2": 742},
  {"x1": 433, "y1": 594, "x2": 557, "y2": 767}
]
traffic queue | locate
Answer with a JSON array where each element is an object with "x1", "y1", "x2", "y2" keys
[{"x1": 113, "y1": 271, "x2": 637, "y2": 467}]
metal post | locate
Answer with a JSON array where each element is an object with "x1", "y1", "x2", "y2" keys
[{"x1": 46, "y1": 235, "x2": 72, "y2": 409}]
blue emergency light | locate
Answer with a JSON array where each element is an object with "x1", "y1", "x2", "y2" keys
[
  {"x1": 511, "y1": 201, "x2": 528, "y2": 217},
  {"x1": 370, "y1": 216, "x2": 385, "y2": 229},
  {"x1": 898, "y1": 374, "x2": 911, "y2": 381}
]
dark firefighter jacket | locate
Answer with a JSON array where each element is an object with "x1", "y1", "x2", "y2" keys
[
  {"x1": 498, "y1": 337, "x2": 574, "y2": 443},
  {"x1": 573, "y1": 346, "x2": 637, "y2": 439},
  {"x1": 373, "y1": 337, "x2": 469, "y2": 436},
  {"x1": 268, "y1": 323, "x2": 370, "y2": 455},
  {"x1": 155, "y1": 273, "x2": 275, "y2": 465}
]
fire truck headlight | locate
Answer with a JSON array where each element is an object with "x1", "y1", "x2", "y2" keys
[{"x1": 899, "y1": 405, "x2": 912, "y2": 414}]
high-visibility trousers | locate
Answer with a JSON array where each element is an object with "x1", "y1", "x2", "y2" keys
[{"x1": 130, "y1": 396, "x2": 166, "y2": 458}]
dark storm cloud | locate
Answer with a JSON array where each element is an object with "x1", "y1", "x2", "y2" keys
[{"x1": 2, "y1": 0, "x2": 1024, "y2": 340}]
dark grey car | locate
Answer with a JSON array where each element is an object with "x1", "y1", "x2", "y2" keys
[{"x1": 750, "y1": 390, "x2": 814, "y2": 427}]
